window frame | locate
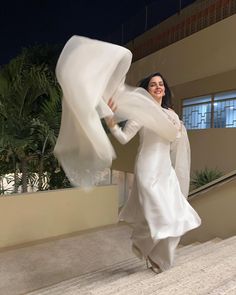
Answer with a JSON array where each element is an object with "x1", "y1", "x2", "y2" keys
[{"x1": 181, "y1": 89, "x2": 236, "y2": 130}]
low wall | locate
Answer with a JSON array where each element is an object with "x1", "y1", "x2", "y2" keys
[
  {"x1": 181, "y1": 178, "x2": 236, "y2": 245},
  {"x1": 0, "y1": 186, "x2": 118, "y2": 249},
  {"x1": 1, "y1": 176, "x2": 235, "y2": 249}
]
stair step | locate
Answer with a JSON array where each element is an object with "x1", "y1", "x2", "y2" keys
[
  {"x1": 25, "y1": 236, "x2": 236, "y2": 295},
  {"x1": 207, "y1": 278, "x2": 236, "y2": 295},
  {"x1": 78, "y1": 237, "x2": 236, "y2": 295},
  {"x1": 176, "y1": 241, "x2": 200, "y2": 253},
  {"x1": 225, "y1": 287, "x2": 236, "y2": 295},
  {"x1": 175, "y1": 237, "x2": 223, "y2": 265},
  {"x1": 153, "y1": 259, "x2": 236, "y2": 295},
  {"x1": 176, "y1": 238, "x2": 221, "y2": 257},
  {"x1": 25, "y1": 258, "x2": 143, "y2": 295}
]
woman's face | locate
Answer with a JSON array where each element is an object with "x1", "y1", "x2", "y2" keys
[{"x1": 147, "y1": 75, "x2": 165, "y2": 103}]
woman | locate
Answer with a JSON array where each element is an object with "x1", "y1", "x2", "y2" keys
[
  {"x1": 54, "y1": 37, "x2": 200, "y2": 272},
  {"x1": 105, "y1": 72, "x2": 201, "y2": 273}
]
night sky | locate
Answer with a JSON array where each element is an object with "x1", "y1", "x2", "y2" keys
[{"x1": 0, "y1": 0, "x2": 195, "y2": 65}]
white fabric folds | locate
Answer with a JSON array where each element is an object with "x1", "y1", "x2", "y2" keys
[{"x1": 54, "y1": 36, "x2": 184, "y2": 188}]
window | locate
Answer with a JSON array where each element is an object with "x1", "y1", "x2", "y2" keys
[
  {"x1": 182, "y1": 90, "x2": 236, "y2": 129},
  {"x1": 214, "y1": 91, "x2": 236, "y2": 128}
]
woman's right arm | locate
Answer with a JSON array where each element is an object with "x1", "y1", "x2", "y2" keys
[
  {"x1": 109, "y1": 120, "x2": 141, "y2": 145},
  {"x1": 105, "y1": 98, "x2": 140, "y2": 144}
]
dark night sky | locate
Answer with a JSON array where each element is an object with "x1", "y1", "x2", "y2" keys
[{"x1": 0, "y1": 0, "x2": 195, "y2": 65}]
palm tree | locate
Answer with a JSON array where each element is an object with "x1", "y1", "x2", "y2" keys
[{"x1": 0, "y1": 48, "x2": 62, "y2": 193}]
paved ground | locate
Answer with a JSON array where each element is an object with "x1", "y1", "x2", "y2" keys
[{"x1": 0, "y1": 223, "x2": 134, "y2": 295}]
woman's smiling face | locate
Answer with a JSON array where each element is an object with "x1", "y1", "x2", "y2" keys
[{"x1": 147, "y1": 75, "x2": 165, "y2": 104}]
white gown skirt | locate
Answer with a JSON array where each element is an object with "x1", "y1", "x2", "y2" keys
[{"x1": 120, "y1": 129, "x2": 201, "y2": 241}]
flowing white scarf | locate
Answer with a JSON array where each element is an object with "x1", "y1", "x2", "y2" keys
[{"x1": 54, "y1": 35, "x2": 190, "y2": 195}]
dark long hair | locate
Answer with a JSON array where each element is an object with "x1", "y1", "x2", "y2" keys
[{"x1": 138, "y1": 72, "x2": 172, "y2": 109}]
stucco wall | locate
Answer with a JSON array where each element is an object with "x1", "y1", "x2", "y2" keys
[
  {"x1": 188, "y1": 128, "x2": 236, "y2": 174},
  {"x1": 110, "y1": 14, "x2": 236, "y2": 175},
  {"x1": 0, "y1": 186, "x2": 118, "y2": 249},
  {"x1": 126, "y1": 14, "x2": 236, "y2": 88},
  {"x1": 181, "y1": 178, "x2": 236, "y2": 245},
  {"x1": 110, "y1": 126, "x2": 236, "y2": 175}
]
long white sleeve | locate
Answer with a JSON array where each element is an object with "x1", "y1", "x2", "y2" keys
[{"x1": 110, "y1": 120, "x2": 141, "y2": 145}]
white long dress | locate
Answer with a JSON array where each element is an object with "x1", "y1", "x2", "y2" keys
[
  {"x1": 110, "y1": 110, "x2": 201, "y2": 270},
  {"x1": 54, "y1": 35, "x2": 201, "y2": 269}
]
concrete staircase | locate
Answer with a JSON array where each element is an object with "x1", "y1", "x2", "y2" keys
[{"x1": 25, "y1": 236, "x2": 236, "y2": 295}]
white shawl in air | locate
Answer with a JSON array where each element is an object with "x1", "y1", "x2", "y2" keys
[{"x1": 54, "y1": 36, "x2": 190, "y2": 196}]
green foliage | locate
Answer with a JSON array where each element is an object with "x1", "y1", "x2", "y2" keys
[
  {"x1": 191, "y1": 167, "x2": 223, "y2": 189},
  {"x1": 0, "y1": 44, "x2": 71, "y2": 194},
  {"x1": 48, "y1": 166, "x2": 72, "y2": 190}
]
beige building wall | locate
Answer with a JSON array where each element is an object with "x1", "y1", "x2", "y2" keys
[
  {"x1": 0, "y1": 186, "x2": 118, "y2": 249},
  {"x1": 181, "y1": 178, "x2": 236, "y2": 245},
  {"x1": 110, "y1": 134, "x2": 138, "y2": 173},
  {"x1": 126, "y1": 14, "x2": 236, "y2": 88},
  {"x1": 111, "y1": 14, "x2": 236, "y2": 175},
  {"x1": 188, "y1": 128, "x2": 236, "y2": 174},
  {"x1": 110, "y1": 127, "x2": 236, "y2": 175},
  {"x1": 172, "y1": 68, "x2": 236, "y2": 116}
]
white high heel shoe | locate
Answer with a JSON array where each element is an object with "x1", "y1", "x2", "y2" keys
[{"x1": 146, "y1": 256, "x2": 162, "y2": 274}]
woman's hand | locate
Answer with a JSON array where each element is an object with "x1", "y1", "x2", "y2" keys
[
  {"x1": 107, "y1": 98, "x2": 117, "y2": 112},
  {"x1": 105, "y1": 98, "x2": 117, "y2": 128}
]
